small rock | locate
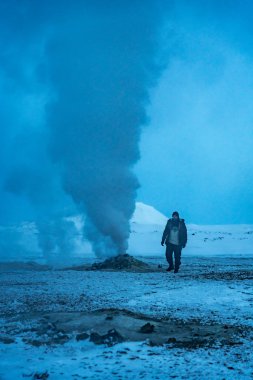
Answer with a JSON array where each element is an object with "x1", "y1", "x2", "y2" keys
[
  {"x1": 167, "y1": 337, "x2": 177, "y2": 343},
  {"x1": 51, "y1": 334, "x2": 69, "y2": 345},
  {"x1": 25, "y1": 340, "x2": 43, "y2": 347},
  {"x1": 139, "y1": 323, "x2": 155, "y2": 334},
  {"x1": 76, "y1": 332, "x2": 89, "y2": 341},
  {"x1": 90, "y1": 329, "x2": 124, "y2": 346},
  {"x1": 33, "y1": 371, "x2": 49, "y2": 379},
  {"x1": 90, "y1": 332, "x2": 104, "y2": 345},
  {"x1": 103, "y1": 329, "x2": 125, "y2": 346},
  {"x1": 0, "y1": 335, "x2": 15, "y2": 344}
]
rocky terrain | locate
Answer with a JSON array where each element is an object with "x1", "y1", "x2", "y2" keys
[{"x1": 1, "y1": 255, "x2": 253, "y2": 379}]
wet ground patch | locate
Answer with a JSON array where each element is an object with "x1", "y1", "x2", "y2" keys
[{"x1": 1, "y1": 308, "x2": 249, "y2": 349}]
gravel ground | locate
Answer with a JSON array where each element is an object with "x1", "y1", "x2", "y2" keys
[{"x1": 0, "y1": 255, "x2": 253, "y2": 379}]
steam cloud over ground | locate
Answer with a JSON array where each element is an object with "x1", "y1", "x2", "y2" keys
[{"x1": 0, "y1": 1, "x2": 169, "y2": 259}]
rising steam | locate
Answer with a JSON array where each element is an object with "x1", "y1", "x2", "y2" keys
[
  {"x1": 1, "y1": 1, "x2": 169, "y2": 259},
  {"x1": 46, "y1": 2, "x2": 168, "y2": 256}
]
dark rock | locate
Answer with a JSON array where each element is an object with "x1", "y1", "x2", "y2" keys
[
  {"x1": 58, "y1": 300, "x2": 67, "y2": 305},
  {"x1": 76, "y1": 332, "x2": 89, "y2": 341},
  {"x1": 103, "y1": 329, "x2": 124, "y2": 346},
  {"x1": 167, "y1": 337, "x2": 177, "y2": 343},
  {"x1": 33, "y1": 371, "x2": 49, "y2": 379},
  {"x1": 51, "y1": 334, "x2": 69, "y2": 344},
  {"x1": 25, "y1": 339, "x2": 43, "y2": 347},
  {"x1": 139, "y1": 323, "x2": 155, "y2": 334},
  {"x1": 90, "y1": 332, "x2": 104, "y2": 345},
  {"x1": 90, "y1": 329, "x2": 124, "y2": 346},
  {"x1": 0, "y1": 335, "x2": 15, "y2": 344},
  {"x1": 24, "y1": 332, "x2": 69, "y2": 346}
]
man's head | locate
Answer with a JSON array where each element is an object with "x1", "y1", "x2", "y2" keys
[{"x1": 172, "y1": 211, "x2": 179, "y2": 219}]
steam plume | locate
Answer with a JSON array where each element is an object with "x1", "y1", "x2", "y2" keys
[
  {"x1": 46, "y1": 2, "x2": 168, "y2": 256},
  {"x1": 1, "y1": 1, "x2": 169, "y2": 259}
]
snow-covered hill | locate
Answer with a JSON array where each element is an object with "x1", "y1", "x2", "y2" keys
[
  {"x1": 0, "y1": 202, "x2": 253, "y2": 262},
  {"x1": 131, "y1": 202, "x2": 167, "y2": 225}
]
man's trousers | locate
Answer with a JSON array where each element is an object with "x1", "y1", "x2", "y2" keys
[{"x1": 165, "y1": 243, "x2": 182, "y2": 270}]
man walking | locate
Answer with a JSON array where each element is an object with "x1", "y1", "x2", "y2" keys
[{"x1": 161, "y1": 211, "x2": 187, "y2": 273}]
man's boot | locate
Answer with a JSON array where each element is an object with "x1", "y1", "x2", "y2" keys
[{"x1": 166, "y1": 266, "x2": 174, "y2": 272}]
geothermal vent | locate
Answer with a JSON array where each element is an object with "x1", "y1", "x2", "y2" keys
[{"x1": 90, "y1": 254, "x2": 150, "y2": 271}]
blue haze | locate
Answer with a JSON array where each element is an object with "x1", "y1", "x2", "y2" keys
[{"x1": 0, "y1": 1, "x2": 253, "y2": 262}]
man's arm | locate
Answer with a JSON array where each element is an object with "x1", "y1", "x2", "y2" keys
[
  {"x1": 161, "y1": 220, "x2": 169, "y2": 246},
  {"x1": 182, "y1": 222, "x2": 187, "y2": 248}
]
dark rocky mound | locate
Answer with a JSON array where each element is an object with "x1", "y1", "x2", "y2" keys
[{"x1": 90, "y1": 254, "x2": 150, "y2": 271}]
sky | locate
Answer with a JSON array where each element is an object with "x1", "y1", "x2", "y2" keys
[
  {"x1": 135, "y1": 0, "x2": 253, "y2": 224},
  {"x1": 0, "y1": 0, "x2": 253, "y2": 235}
]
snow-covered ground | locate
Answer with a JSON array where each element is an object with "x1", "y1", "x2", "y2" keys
[{"x1": 1, "y1": 256, "x2": 253, "y2": 379}]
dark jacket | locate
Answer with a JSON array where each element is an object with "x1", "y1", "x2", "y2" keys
[{"x1": 161, "y1": 218, "x2": 187, "y2": 247}]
